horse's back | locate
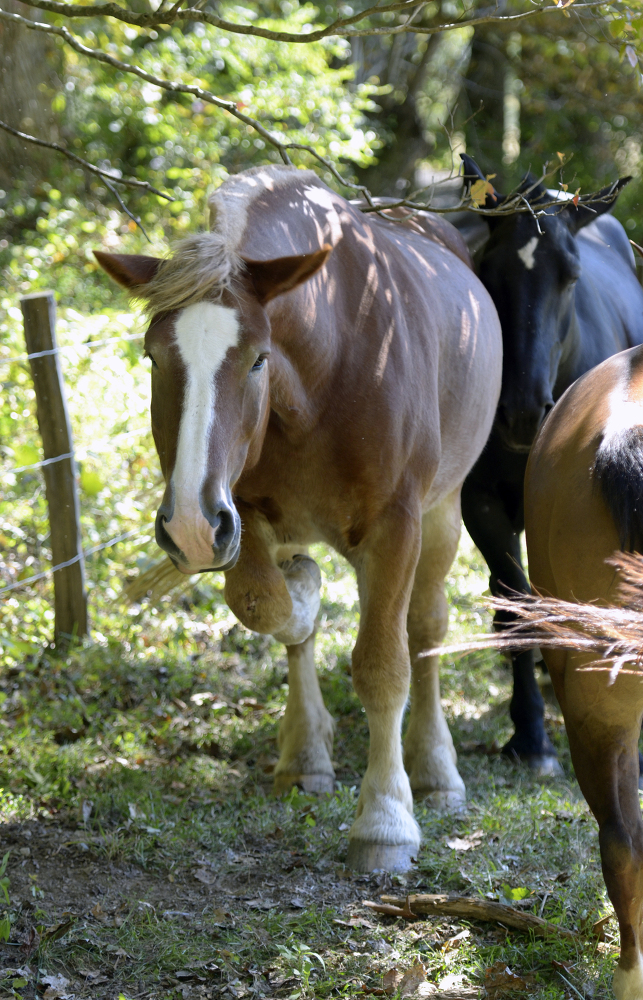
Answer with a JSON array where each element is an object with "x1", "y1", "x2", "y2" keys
[{"x1": 576, "y1": 216, "x2": 643, "y2": 360}]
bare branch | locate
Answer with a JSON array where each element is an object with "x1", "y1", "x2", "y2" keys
[
  {"x1": 0, "y1": 116, "x2": 174, "y2": 202},
  {"x1": 1, "y1": 6, "x2": 621, "y2": 224},
  {"x1": 12, "y1": 0, "x2": 617, "y2": 41}
]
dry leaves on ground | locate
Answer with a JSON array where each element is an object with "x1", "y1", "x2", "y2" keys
[
  {"x1": 446, "y1": 830, "x2": 484, "y2": 852},
  {"x1": 484, "y1": 961, "x2": 529, "y2": 997}
]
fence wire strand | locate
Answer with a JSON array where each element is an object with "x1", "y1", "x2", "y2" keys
[
  {"x1": 2, "y1": 318, "x2": 153, "y2": 607},
  {"x1": 0, "y1": 331, "x2": 144, "y2": 367},
  {"x1": 0, "y1": 528, "x2": 149, "y2": 597}
]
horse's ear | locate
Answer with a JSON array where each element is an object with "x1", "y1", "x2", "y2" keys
[
  {"x1": 564, "y1": 176, "x2": 632, "y2": 234},
  {"x1": 241, "y1": 245, "x2": 332, "y2": 304},
  {"x1": 460, "y1": 153, "x2": 504, "y2": 212},
  {"x1": 94, "y1": 251, "x2": 162, "y2": 289}
]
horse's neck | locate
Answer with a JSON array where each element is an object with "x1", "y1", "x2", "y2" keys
[{"x1": 552, "y1": 303, "x2": 582, "y2": 400}]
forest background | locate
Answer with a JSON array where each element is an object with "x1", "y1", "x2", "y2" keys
[
  {"x1": 0, "y1": 4, "x2": 641, "y2": 996},
  {"x1": 3, "y1": 0, "x2": 643, "y2": 649}
]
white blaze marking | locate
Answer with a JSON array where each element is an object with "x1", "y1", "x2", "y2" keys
[
  {"x1": 172, "y1": 301, "x2": 239, "y2": 505},
  {"x1": 517, "y1": 236, "x2": 539, "y2": 270}
]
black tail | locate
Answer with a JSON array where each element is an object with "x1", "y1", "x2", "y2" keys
[{"x1": 594, "y1": 427, "x2": 643, "y2": 552}]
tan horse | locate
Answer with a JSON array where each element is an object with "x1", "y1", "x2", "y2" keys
[
  {"x1": 525, "y1": 344, "x2": 643, "y2": 999},
  {"x1": 96, "y1": 164, "x2": 502, "y2": 871}
]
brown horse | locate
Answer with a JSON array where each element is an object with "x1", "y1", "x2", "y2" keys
[
  {"x1": 95, "y1": 164, "x2": 502, "y2": 871},
  {"x1": 523, "y1": 344, "x2": 643, "y2": 999}
]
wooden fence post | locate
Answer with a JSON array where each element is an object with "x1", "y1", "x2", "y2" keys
[{"x1": 20, "y1": 291, "x2": 88, "y2": 646}]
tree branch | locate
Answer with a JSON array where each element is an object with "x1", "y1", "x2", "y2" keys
[
  {"x1": 0, "y1": 6, "x2": 621, "y2": 224},
  {"x1": 11, "y1": 0, "x2": 617, "y2": 41}
]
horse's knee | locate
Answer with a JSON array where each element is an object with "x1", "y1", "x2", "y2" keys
[{"x1": 224, "y1": 558, "x2": 293, "y2": 634}]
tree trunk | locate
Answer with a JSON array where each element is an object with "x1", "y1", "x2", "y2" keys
[
  {"x1": 0, "y1": 0, "x2": 62, "y2": 191},
  {"x1": 354, "y1": 32, "x2": 442, "y2": 197}
]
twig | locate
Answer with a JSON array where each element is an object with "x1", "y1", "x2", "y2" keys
[
  {"x1": 365, "y1": 893, "x2": 579, "y2": 939},
  {"x1": 101, "y1": 177, "x2": 149, "y2": 240},
  {"x1": 0, "y1": 117, "x2": 172, "y2": 202}
]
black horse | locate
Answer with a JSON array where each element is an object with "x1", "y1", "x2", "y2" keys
[{"x1": 460, "y1": 153, "x2": 643, "y2": 774}]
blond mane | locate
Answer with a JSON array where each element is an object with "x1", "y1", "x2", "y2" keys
[
  {"x1": 135, "y1": 232, "x2": 242, "y2": 318},
  {"x1": 133, "y1": 165, "x2": 326, "y2": 317}
]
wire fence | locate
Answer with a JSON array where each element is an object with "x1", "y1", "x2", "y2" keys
[{"x1": 1, "y1": 299, "x2": 152, "y2": 637}]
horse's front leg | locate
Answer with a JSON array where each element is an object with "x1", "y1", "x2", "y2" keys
[
  {"x1": 347, "y1": 503, "x2": 422, "y2": 872},
  {"x1": 225, "y1": 516, "x2": 335, "y2": 794}
]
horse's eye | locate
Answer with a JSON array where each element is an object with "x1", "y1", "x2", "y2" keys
[
  {"x1": 145, "y1": 351, "x2": 158, "y2": 369},
  {"x1": 251, "y1": 356, "x2": 266, "y2": 371}
]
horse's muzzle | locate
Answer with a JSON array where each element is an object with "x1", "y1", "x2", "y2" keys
[
  {"x1": 495, "y1": 401, "x2": 554, "y2": 452},
  {"x1": 155, "y1": 498, "x2": 241, "y2": 573}
]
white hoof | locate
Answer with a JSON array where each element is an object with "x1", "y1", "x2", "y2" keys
[
  {"x1": 346, "y1": 840, "x2": 417, "y2": 872},
  {"x1": 273, "y1": 772, "x2": 335, "y2": 795},
  {"x1": 420, "y1": 788, "x2": 467, "y2": 811},
  {"x1": 350, "y1": 793, "x2": 420, "y2": 849}
]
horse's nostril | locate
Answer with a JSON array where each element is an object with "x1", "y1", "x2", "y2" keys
[
  {"x1": 155, "y1": 510, "x2": 183, "y2": 559},
  {"x1": 214, "y1": 505, "x2": 236, "y2": 550}
]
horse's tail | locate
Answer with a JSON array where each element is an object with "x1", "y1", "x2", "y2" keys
[{"x1": 594, "y1": 426, "x2": 643, "y2": 551}]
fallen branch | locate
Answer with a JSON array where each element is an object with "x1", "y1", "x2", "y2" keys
[{"x1": 364, "y1": 894, "x2": 579, "y2": 940}]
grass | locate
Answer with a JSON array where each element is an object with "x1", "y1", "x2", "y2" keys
[{"x1": 0, "y1": 534, "x2": 622, "y2": 1000}]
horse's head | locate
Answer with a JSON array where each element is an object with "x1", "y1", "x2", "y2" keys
[
  {"x1": 96, "y1": 237, "x2": 331, "y2": 573},
  {"x1": 462, "y1": 154, "x2": 630, "y2": 452}
]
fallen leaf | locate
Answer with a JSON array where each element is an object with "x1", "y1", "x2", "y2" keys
[
  {"x1": 41, "y1": 974, "x2": 71, "y2": 1000},
  {"x1": 383, "y1": 968, "x2": 403, "y2": 995},
  {"x1": 484, "y1": 961, "x2": 528, "y2": 997},
  {"x1": 246, "y1": 898, "x2": 277, "y2": 910},
  {"x1": 193, "y1": 868, "x2": 216, "y2": 885},
  {"x1": 442, "y1": 928, "x2": 471, "y2": 952},
  {"x1": 446, "y1": 830, "x2": 484, "y2": 851},
  {"x1": 551, "y1": 960, "x2": 576, "y2": 971},
  {"x1": 399, "y1": 961, "x2": 427, "y2": 997},
  {"x1": 81, "y1": 800, "x2": 93, "y2": 823},
  {"x1": 40, "y1": 919, "x2": 75, "y2": 943},
  {"x1": 290, "y1": 897, "x2": 305, "y2": 909}
]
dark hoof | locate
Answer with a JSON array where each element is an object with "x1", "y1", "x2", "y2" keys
[
  {"x1": 273, "y1": 772, "x2": 335, "y2": 795},
  {"x1": 345, "y1": 840, "x2": 418, "y2": 872}
]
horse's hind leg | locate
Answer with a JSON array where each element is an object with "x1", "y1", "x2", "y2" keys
[
  {"x1": 552, "y1": 652, "x2": 643, "y2": 1000},
  {"x1": 461, "y1": 478, "x2": 561, "y2": 776},
  {"x1": 404, "y1": 491, "x2": 466, "y2": 808}
]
